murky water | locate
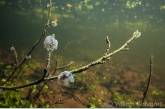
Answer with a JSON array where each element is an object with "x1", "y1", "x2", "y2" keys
[{"x1": 0, "y1": 0, "x2": 165, "y2": 107}]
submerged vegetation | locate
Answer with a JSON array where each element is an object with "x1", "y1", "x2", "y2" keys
[
  {"x1": 1, "y1": 0, "x2": 165, "y2": 32},
  {"x1": 0, "y1": 0, "x2": 165, "y2": 108}
]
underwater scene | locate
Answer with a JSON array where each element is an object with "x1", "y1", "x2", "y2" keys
[{"x1": 0, "y1": 0, "x2": 165, "y2": 108}]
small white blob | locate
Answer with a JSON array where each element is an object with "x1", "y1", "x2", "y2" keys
[
  {"x1": 52, "y1": 21, "x2": 57, "y2": 27},
  {"x1": 57, "y1": 71, "x2": 74, "y2": 86},
  {"x1": 26, "y1": 55, "x2": 31, "y2": 59},
  {"x1": 133, "y1": 30, "x2": 141, "y2": 38},
  {"x1": 10, "y1": 46, "x2": 15, "y2": 51},
  {"x1": 47, "y1": 4, "x2": 50, "y2": 8},
  {"x1": 135, "y1": 32, "x2": 141, "y2": 38},
  {"x1": 44, "y1": 35, "x2": 58, "y2": 51}
]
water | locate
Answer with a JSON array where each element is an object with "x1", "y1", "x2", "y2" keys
[{"x1": 0, "y1": 0, "x2": 165, "y2": 107}]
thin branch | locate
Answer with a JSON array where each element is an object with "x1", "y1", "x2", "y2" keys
[
  {"x1": 69, "y1": 34, "x2": 138, "y2": 75},
  {"x1": 10, "y1": 63, "x2": 24, "y2": 83},
  {"x1": 0, "y1": 69, "x2": 47, "y2": 90},
  {"x1": 140, "y1": 54, "x2": 153, "y2": 108},
  {"x1": 11, "y1": 44, "x2": 18, "y2": 67},
  {"x1": 56, "y1": 61, "x2": 74, "y2": 70},
  {"x1": 34, "y1": 61, "x2": 57, "y2": 100},
  {"x1": 0, "y1": 33, "x2": 139, "y2": 90},
  {"x1": 104, "y1": 36, "x2": 111, "y2": 55},
  {"x1": 45, "y1": 50, "x2": 52, "y2": 70},
  {"x1": 46, "y1": 0, "x2": 51, "y2": 26},
  {"x1": 1, "y1": 0, "x2": 52, "y2": 85}
]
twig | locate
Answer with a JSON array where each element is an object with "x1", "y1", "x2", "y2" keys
[
  {"x1": 56, "y1": 61, "x2": 74, "y2": 70},
  {"x1": 34, "y1": 61, "x2": 57, "y2": 100},
  {"x1": 1, "y1": 0, "x2": 52, "y2": 85},
  {"x1": 45, "y1": 50, "x2": 52, "y2": 70},
  {"x1": 104, "y1": 36, "x2": 111, "y2": 55},
  {"x1": 0, "y1": 69, "x2": 47, "y2": 90},
  {"x1": 68, "y1": 34, "x2": 138, "y2": 75},
  {"x1": 0, "y1": 32, "x2": 140, "y2": 89},
  {"x1": 47, "y1": 34, "x2": 139, "y2": 81},
  {"x1": 11, "y1": 44, "x2": 18, "y2": 67},
  {"x1": 140, "y1": 54, "x2": 153, "y2": 108},
  {"x1": 10, "y1": 63, "x2": 24, "y2": 83}
]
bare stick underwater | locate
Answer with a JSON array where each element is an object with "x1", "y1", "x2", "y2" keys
[
  {"x1": 1, "y1": 0, "x2": 52, "y2": 85},
  {"x1": 0, "y1": 1, "x2": 143, "y2": 98},
  {"x1": 0, "y1": 31, "x2": 141, "y2": 90},
  {"x1": 140, "y1": 54, "x2": 153, "y2": 108}
]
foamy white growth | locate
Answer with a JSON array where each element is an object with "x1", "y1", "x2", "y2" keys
[
  {"x1": 52, "y1": 21, "x2": 57, "y2": 27},
  {"x1": 44, "y1": 35, "x2": 58, "y2": 51},
  {"x1": 135, "y1": 32, "x2": 141, "y2": 38},
  {"x1": 47, "y1": 4, "x2": 50, "y2": 8},
  {"x1": 133, "y1": 30, "x2": 141, "y2": 38},
  {"x1": 10, "y1": 46, "x2": 15, "y2": 51},
  {"x1": 57, "y1": 71, "x2": 74, "y2": 86},
  {"x1": 26, "y1": 55, "x2": 31, "y2": 59}
]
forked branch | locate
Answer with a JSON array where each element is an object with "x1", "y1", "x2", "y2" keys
[{"x1": 0, "y1": 32, "x2": 141, "y2": 90}]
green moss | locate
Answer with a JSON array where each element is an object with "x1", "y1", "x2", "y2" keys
[
  {"x1": 112, "y1": 92, "x2": 139, "y2": 108},
  {"x1": 88, "y1": 96, "x2": 104, "y2": 108},
  {"x1": 6, "y1": 65, "x2": 12, "y2": 69},
  {"x1": 0, "y1": 90, "x2": 29, "y2": 108}
]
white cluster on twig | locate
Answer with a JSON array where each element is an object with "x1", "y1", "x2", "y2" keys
[
  {"x1": 52, "y1": 21, "x2": 57, "y2": 27},
  {"x1": 133, "y1": 30, "x2": 141, "y2": 38},
  {"x1": 25, "y1": 55, "x2": 31, "y2": 59},
  {"x1": 47, "y1": 4, "x2": 51, "y2": 8},
  {"x1": 10, "y1": 46, "x2": 15, "y2": 51},
  {"x1": 44, "y1": 34, "x2": 58, "y2": 51},
  {"x1": 57, "y1": 71, "x2": 74, "y2": 86}
]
